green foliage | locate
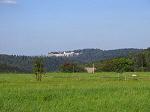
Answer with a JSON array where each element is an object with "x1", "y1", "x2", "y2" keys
[
  {"x1": 0, "y1": 72, "x2": 150, "y2": 112},
  {"x1": 60, "y1": 63, "x2": 85, "y2": 73},
  {"x1": 133, "y1": 48, "x2": 150, "y2": 71},
  {"x1": 0, "y1": 54, "x2": 69, "y2": 73},
  {"x1": 0, "y1": 63, "x2": 25, "y2": 73},
  {"x1": 72, "y1": 48, "x2": 142, "y2": 63},
  {"x1": 93, "y1": 58, "x2": 134, "y2": 72},
  {"x1": 113, "y1": 58, "x2": 134, "y2": 73},
  {"x1": 33, "y1": 57, "x2": 44, "y2": 81},
  {"x1": 1, "y1": 48, "x2": 150, "y2": 73},
  {"x1": 88, "y1": 48, "x2": 150, "y2": 73},
  {"x1": 0, "y1": 48, "x2": 142, "y2": 73}
]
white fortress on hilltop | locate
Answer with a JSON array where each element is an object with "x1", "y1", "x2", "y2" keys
[{"x1": 48, "y1": 51, "x2": 80, "y2": 57}]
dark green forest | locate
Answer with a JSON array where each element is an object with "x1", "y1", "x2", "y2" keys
[
  {"x1": 87, "y1": 48, "x2": 150, "y2": 72},
  {"x1": 0, "y1": 48, "x2": 143, "y2": 73}
]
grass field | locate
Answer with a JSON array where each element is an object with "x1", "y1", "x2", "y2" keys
[{"x1": 0, "y1": 72, "x2": 150, "y2": 112}]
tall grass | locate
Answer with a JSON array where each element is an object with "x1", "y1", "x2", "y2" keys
[{"x1": 0, "y1": 72, "x2": 150, "y2": 112}]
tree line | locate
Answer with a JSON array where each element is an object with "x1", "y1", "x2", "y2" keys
[
  {"x1": 0, "y1": 48, "x2": 144, "y2": 73},
  {"x1": 32, "y1": 48, "x2": 150, "y2": 81},
  {"x1": 87, "y1": 48, "x2": 150, "y2": 73}
]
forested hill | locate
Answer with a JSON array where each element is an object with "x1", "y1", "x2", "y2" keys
[
  {"x1": 0, "y1": 48, "x2": 142, "y2": 73},
  {"x1": 71, "y1": 48, "x2": 142, "y2": 63}
]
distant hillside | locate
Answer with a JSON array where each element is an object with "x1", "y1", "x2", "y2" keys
[
  {"x1": 71, "y1": 48, "x2": 142, "y2": 63},
  {"x1": 86, "y1": 48, "x2": 150, "y2": 72},
  {"x1": 0, "y1": 48, "x2": 143, "y2": 73}
]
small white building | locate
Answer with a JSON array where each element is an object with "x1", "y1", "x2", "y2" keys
[
  {"x1": 85, "y1": 67, "x2": 96, "y2": 73},
  {"x1": 48, "y1": 51, "x2": 80, "y2": 57},
  {"x1": 48, "y1": 52, "x2": 64, "y2": 57}
]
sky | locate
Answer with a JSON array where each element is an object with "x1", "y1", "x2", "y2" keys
[{"x1": 0, "y1": 0, "x2": 150, "y2": 55}]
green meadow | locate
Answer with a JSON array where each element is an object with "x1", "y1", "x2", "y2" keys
[{"x1": 0, "y1": 72, "x2": 150, "y2": 112}]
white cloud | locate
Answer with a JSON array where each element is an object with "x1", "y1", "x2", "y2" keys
[{"x1": 0, "y1": 0, "x2": 17, "y2": 4}]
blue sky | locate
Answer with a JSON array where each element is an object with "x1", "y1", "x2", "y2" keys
[{"x1": 0, "y1": 0, "x2": 150, "y2": 55}]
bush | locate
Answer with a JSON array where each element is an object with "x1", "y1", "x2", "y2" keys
[{"x1": 60, "y1": 63, "x2": 85, "y2": 73}]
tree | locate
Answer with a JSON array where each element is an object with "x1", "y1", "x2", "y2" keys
[
  {"x1": 133, "y1": 53, "x2": 146, "y2": 71},
  {"x1": 113, "y1": 58, "x2": 134, "y2": 73},
  {"x1": 60, "y1": 63, "x2": 85, "y2": 73},
  {"x1": 143, "y1": 48, "x2": 150, "y2": 71},
  {"x1": 95, "y1": 58, "x2": 134, "y2": 72},
  {"x1": 33, "y1": 57, "x2": 44, "y2": 81}
]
